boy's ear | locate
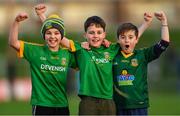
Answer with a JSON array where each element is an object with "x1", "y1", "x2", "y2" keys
[
  {"x1": 136, "y1": 37, "x2": 139, "y2": 43},
  {"x1": 103, "y1": 32, "x2": 106, "y2": 39},
  {"x1": 83, "y1": 33, "x2": 87, "y2": 41}
]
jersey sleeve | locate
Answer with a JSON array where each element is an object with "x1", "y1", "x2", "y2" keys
[
  {"x1": 69, "y1": 40, "x2": 82, "y2": 52},
  {"x1": 108, "y1": 43, "x2": 120, "y2": 59},
  {"x1": 143, "y1": 46, "x2": 159, "y2": 62},
  {"x1": 143, "y1": 40, "x2": 169, "y2": 62},
  {"x1": 17, "y1": 40, "x2": 25, "y2": 58},
  {"x1": 153, "y1": 39, "x2": 169, "y2": 56},
  {"x1": 17, "y1": 40, "x2": 40, "y2": 62}
]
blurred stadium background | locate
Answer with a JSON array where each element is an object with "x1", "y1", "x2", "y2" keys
[{"x1": 0, "y1": 0, "x2": 180, "y2": 115}]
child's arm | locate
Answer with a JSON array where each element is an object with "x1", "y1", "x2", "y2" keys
[
  {"x1": 138, "y1": 12, "x2": 153, "y2": 39},
  {"x1": 151, "y1": 11, "x2": 169, "y2": 57},
  {"x1": 9, "y1": 12, "x2": 28, "y2": 51},
  {"x1": 154, "y1": 11, "x2": 169, "y2": 42},
  {"x1": 34, "y1": 4, "x2": 47, "y2": 22},
  {"x1": 61, "y1": 37, "x2": 71, "y2": 48},
  {"x1": 34, "y1": 4, "x2": 72, "y2": 49}
]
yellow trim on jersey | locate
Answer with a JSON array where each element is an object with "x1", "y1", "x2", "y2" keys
[
  {"x1": 60, "y1": 46, "x2": 69, "y2": 50},
  {"x1": 17, "y1": 40, "x2": 24, "y2": 58},
  {"x1": 121, "y1": 51, "x2": 134, "y2": 58},
  {"x1": 24, "y1": 41, "x2": 44, "y2": 46},
  {"x1": 17, "y1": 41, "x2": 44, "y2": 58},
  {"x1": 69, "y1": 40, "x2": 76, "y2": 52}
]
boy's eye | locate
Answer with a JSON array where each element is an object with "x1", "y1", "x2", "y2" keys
[
  {"x1": 55, "y1": 31, "x2": 60, "y2": 35},
  {"x1": 129, "y1": 36, "x2": 134, "y2": 39},
  {"x1": 97, "y1": 31, "x2": 103, "y2": 34},
  {"x1": 88, "y1": 31, "x2": 103, "y2": 35},
  {"x1": 45, "y1": 31, "x2": 51, "y2": 34},
  {"x1": 88, "y1": 31, "x2": 95, "y2": 34},
  {"x1": 120, "y1": 36, "x2": 125, "y2": 39}
]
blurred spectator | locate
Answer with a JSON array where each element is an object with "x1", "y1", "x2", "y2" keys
[
  {"x1": 66, "y1": 69, "x2": 77, "y2": 95},
  {"x1": 175, "y1": 51, "x2": 180, "y2": 94},
  {"x1": 6, "y1": 47, "x2": 16, "y2": 100},
  {"x1": 164, "y1": 45, "x2": 180, "y2": 93}
]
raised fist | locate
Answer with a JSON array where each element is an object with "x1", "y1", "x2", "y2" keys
[
  {"x1": 144, "y1": 12, "x2": 153, "y2": 23},
  {"x1": 35, "y1": 4, "x2": 47, "y2": 15},
  {"x1": 15, "y1": 12, "x2": 28, "y2": 22},
  {"x1": 154, "y1": 11, "x2": 167, "y2": 22}
]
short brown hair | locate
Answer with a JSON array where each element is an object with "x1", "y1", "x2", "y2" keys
[
  {"x1": 117, "y1": 23, "x2": 138, "y2": 39},
  {"x1": 84, "y1": 16, "x2": 106, "y2": 32}
]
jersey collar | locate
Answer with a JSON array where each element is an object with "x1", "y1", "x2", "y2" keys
[
  {"x1": 44, "y1": 45, "x2": 60, "y2": 55},
  {"x1": 91, "y1": 45, "x2": 105, "y2": 51},
  {"x1": 121, "y1": 51, "x2": 134, "y2": 58}
]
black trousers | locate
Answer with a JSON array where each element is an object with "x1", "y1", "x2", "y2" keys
[{"x1": 32, "y1": 105, "x2": 69, "y2": 115}]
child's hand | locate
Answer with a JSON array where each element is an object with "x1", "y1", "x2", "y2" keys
[
  {"x1": 144, "y1": 12, "x2": 153, "y2": 25},
  {"x1": 81, "y1": 42, "x2": 91, "y2": 50},
  {"x1": 35, "y1": 4, "x2": 47, "y2": 15},
  {"x1": 154, "y1": 11, "x2": 167, "y2": 25},
  {"x1": 102, "y1": 39, "x2": 111, "y2": 48},
  {"x1": 15, "y1": 12, "x2": 28, "y2": 22}
]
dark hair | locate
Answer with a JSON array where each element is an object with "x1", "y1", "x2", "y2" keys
[
  {"x1": 84, "y1": 16, "x2": 106, "y2": 32},
  {"x1": 117, "y1": 22, "x2": 138, "y2": 39}
]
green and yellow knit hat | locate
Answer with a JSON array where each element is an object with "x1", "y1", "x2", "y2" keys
[{"x1": 41, "y1": 14, "x2": 65, "y2": 39}]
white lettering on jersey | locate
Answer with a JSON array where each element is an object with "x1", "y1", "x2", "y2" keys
[{"x1": 41, "y1": 64, "x2": 66, "y2": 72}]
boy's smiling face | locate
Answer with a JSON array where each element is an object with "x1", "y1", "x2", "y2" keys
[
  {"x1": 45, "y1": 28, "x2": 61, "y2": 51},
  {"x1": 118, "y1": 30, "x2": 138, "y2": 54},
  {"x1": 84, "y1": 24, "x2": 106, "y2": 48}
]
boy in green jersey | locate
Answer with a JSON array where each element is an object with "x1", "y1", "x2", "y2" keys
[
  {"x1": 35, "y1": 4, "x2": 152, "y2": 115},
  {"x1": 113, "y1": 11, "x2": 170, "y2": 115},
  {"x1": 9, "y1": 12, "x2": 76, "y2": 115}
]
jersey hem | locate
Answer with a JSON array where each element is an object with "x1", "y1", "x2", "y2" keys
[
  {"x1": 31, "y1": 103, "x2": 68, "y2": 107},
  {"x1": 78, "y1": 93, "x2": 112, "y2": 100}
]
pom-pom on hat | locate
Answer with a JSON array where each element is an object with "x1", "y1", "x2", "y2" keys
[{"x1": 41, "y1": 14, "x2": 65, "y2": 39}]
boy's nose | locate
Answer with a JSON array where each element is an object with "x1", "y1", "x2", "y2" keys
[
  {"x1": 93, "y1": 33, "x2": 98, "y2": 37},
  {"x1": 51, "y1": 34, "x2": 55, "y2": 38},
  {"x1": 125, "y1": 38, "x2": 129, "y2": 42}
]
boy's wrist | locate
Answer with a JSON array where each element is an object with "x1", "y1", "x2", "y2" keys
[
  {"x1": 15, "y1": 19, "x2": 20, "y2": 23},
  {"x1": 143, "y1": 20, "x2": 152, "y2": 26},
  {"x1": 162, "y1": 22, "x2": 168, "y2": 26},
  {"x1": 35, "y1": 10, "x2": 42, "y2": 16},
  {"x1": 161, "y1": 20, "x2": 168, "y2": 26},
  {"x1": 13, "y1": 20, "x2": 19, "y2": 26}
]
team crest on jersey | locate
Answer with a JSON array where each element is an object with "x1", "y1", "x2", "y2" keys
[
  {"x1": 131, "y1": 58, "x2": 138, "y2": 67},
  {"x1": 61, "y1": 58, "x2": 67, "y2": 66},
  {"x1": 104, "y1": 52, "x2": 110, "y2": 59}
]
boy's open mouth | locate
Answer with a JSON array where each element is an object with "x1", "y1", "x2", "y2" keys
[
  {"x1": 92, "y1": 39, "x2": 100, "y2": 42},
  {"x1": 49, "y1": 39, "x2": 58, "y2": 44},
  {"x1": 125, "y1": 45, "x2": 129, "y2": 49}
]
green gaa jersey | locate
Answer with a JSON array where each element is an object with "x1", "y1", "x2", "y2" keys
[
  {"x1": 113, "y1": 46, "x2": 161, "y2": 109},
  {"x1": 18, "y1": 41, "x2": 75, "y2": 107},
  {"x1": 71, "y1": 41, "x2": 119, "y2": 99}
]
